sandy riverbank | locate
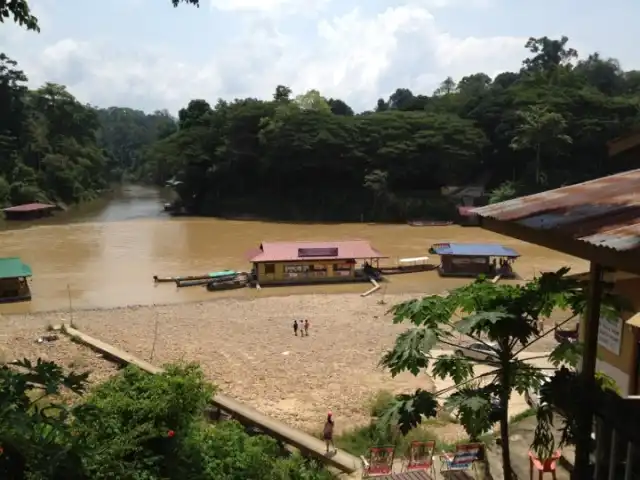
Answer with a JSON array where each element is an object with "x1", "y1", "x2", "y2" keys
[{"x1": 0, "y1": 292, "x2": 565, "y2": 434}]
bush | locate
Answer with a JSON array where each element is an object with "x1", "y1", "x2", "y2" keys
[
  {"x1": 334, "y1": 421, "x2": 440, "y2": 457},
  {"x1": 0, "y1": 358, "x2": 91, "y2": 480},
  {"x1": 368, "y1": 390, "x2": 396, "y2": 418},
  {"x1": 0, "y1": 359, "x2": 331, "y2": 480},
  {"x1": 77, "y1": 363, "x2": 214, "y2": 479},
  {"x1": 178, "y1": 421, "x2": 332, "y2": 480}
]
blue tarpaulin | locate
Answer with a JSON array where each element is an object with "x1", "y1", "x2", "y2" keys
[{"x1": 429, "y1": 243, "x2": 520, "y2": 257}]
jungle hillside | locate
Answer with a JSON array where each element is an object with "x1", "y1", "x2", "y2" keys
[{"x1": 2, "y1": 35, "x2": 640, "y2": 220}]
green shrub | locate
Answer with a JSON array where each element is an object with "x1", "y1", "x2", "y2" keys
[
  {"x1": 77, "y1": 362, "x2": 214, "y2": 479},
  {"x1": 334, "y1": 421, "x2": 440, "y2": 457},
  {"x1": 0, "y1": 359, "x2": 331, "y2": 479},
  {"x1": 368, "y1": 390, "x2": 396, "y2": 418},
  {"x1": 177, "y1": 421, "x2": 332, "y2": 480},
  {"x1": 0, "y1": 358, "x2": 92, "y2": 479}
]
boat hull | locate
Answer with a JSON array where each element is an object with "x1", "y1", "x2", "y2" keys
[
  {"x1": 176, "y1": 273, "x2": 240, "y2": 288},
  {"x1": 154, "y1": 274, "x2": 213, "y2": 283}
]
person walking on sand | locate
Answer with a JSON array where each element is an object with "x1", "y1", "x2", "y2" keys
[
  {"x1": 293, "y1": 320, "x2": 299, "y2": 336},
  {"x1": 303, "y1": 319, "x2": 309, "y2": 336},
  {"x1": 323, "y1": 412, "x2": 336, "y2": 454}
]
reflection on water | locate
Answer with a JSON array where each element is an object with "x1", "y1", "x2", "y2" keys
[{"x1": 0, "y1": 185, "x2": 589, "y2": 314}]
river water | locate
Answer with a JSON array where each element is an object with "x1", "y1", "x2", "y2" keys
[{"x1": 0, "y1": 185, "x2": 587, "y2": 314}]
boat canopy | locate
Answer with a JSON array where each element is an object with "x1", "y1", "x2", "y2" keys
[
  {"x1": 209, "y1": 270, "x2": 236, "y2": 278},
  {"x1": 399, "y1": 256, "x2": 430, "y2": 263}
]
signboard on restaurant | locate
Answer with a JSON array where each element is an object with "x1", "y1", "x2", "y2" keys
[{"x1": 597, "y1": 315, "x2": 622, "y2": 355}]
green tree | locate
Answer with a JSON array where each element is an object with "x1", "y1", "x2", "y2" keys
[
  {"x1": 434, "y1": 76, "x2": 457, "y2": 96},
  {"x1": 510, "y1": 105, "x2": 573, "y2": 185},
  {"x1": 0, "y1": 0, "x2": 39, "y2": 31},
  {"x1": 378, "y1": 269, "x2": 623, "y2": 479},
  {"x1": 85, "y1": 33, "x2": 640, "y2": 222},
  {"x1": 273, "y1": 85, "x2": 292, "y2": 102},
  {"x1": 294, "y1": 89, "x2": 332, "y2": 113}
]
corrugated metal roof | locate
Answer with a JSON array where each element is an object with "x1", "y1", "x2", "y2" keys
[
  {"x1": 0, "y1": 257, "x2": 32, "y2": 279},
  {"x1": 472, "y1": 169, "x2": 640, "y2": 252},
  {"x1": 249, "y1": 240, "x2": 387, "y2": 262},
  {"x1": 429, "y1": 243, "x2": 520, "y2": 257}
]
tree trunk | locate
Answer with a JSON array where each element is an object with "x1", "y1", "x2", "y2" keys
[
  {"x1": 535, "y1": 144, "x2": 541, "y2": 185},
  {"x1": 499, "y1": 356, "x2": 513, "y2": 479},
  {"x1": 499, "y1": 402, "x2": 512, "y2": 480}
]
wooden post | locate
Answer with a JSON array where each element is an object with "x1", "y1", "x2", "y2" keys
[
  {"x1": 573, "y1": 262, "x2": 604, "y2": 479},
  {"x1": 67, "y1": 284, "x2": 74, "y2": 326}
]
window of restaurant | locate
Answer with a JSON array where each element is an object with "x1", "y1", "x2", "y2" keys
[
  {"x1": 333, "y1": 262, "x2": 353, "y2": 277},
  {"x1": 284, "y1": 264, "x2": 327, "y2": 279},
  {"x1": 264, "y1": 264, "x2": 275, "y2": 274}
]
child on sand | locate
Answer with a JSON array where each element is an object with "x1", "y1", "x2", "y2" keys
[
  {"x1": 303, "y1": 319, "x2": 309, "y2": 336},
  {"x1": 323, "y1": 412, "x2": 335, "y2": 454},
  {"x1": 293, "y1": 320, "x2": 299, "y2": 336}
]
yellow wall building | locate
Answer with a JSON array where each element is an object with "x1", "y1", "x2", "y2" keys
[{"x1": 250, "y1": 240, "x2": 386, "y2": 286}]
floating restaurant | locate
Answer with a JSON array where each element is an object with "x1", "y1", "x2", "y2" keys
[
  {"x1": 428, "y1": 242, "x2": 519, "y2": 278},
  {"x1": 2, "y1": 203, "x2": 57, "y2": 221},
  {"x1": 0, "y1": 257, "x2": 33, "y2": 303},
  {"x1": 248, "y1": 240, "x2": 387, "y2": 286}
]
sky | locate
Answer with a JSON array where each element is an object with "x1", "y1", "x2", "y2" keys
[{"x1": 1, "y1": 0, "x2": 639, "y2": 114}]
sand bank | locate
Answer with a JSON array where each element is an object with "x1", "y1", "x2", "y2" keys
[{"x1": 0, "y1": 292, "x2": 562, "y2": 433}]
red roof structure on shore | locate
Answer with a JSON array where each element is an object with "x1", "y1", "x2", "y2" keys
[
  {"x1": 2, "y1": 203, "x2": 56, "y2": 213},
  {"x1": 248, "y1": 240, "x2": 387, "y2": 262},
  {"x1": 457, "y1": 206, "x2": 478, "y2": 217}
]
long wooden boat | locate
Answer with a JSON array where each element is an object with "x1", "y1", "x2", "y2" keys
[
  {"x1": 176, "y1": 270, "x2": 239, "y2": 288},
  {"x1": 154, "y1": 269, "x2": 237, "y2": 284},
  {"x1": 378, "y1": 256, "x2": 437, "y2": 275},
  {"x1": 407, "y1": 220, "x2": 453, "y2": 227},
  {"x1": 206, "y1": 275, "x2": 250, "y2": 292}
]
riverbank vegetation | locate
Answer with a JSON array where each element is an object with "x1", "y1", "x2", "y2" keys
[
  {"x1": 134, "y1": 37, "x2": 640, "y2": 221},
  {"x1": 0, "y1": 359, "x2": 331, "y2": 479},
  {"x1": 2, "y1": 0, "x2": 640, "y2": 220}
]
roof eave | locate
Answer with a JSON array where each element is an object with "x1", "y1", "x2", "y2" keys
[
  {"x1": 252, "y1": 255, "x2": 389, "y2": 263},
  {"x1": 478, "y1": 216, "x2": 640, "y2": 275}
]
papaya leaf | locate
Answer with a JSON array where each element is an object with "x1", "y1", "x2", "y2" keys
[
  {"x1": 378, "y1": 389, "x2": 438, "y2": 436},
  {"x1": 455, "y1": 311, "x2": 514, "y2": 335},
  {"x1": 548, "y1": 341, "x2": 583, "y2": 368},
  {"x1": 380, "y1": 328, "x2": 440, "y2": 376},
  {"x1": 431, "y1": 355, "x2": 475, "y2": 384}
]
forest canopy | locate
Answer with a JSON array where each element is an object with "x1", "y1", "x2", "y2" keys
[{"x1": 1, "y1": 34, "x2": 639, "y2": 219}]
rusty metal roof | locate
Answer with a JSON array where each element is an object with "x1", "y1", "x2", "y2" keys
[
  {"x1": 472, "y1": 169, "x2": 640, "y2": 252},
  {"x1": 248, "y1": 240, "x2": 387, "y2": 262}
]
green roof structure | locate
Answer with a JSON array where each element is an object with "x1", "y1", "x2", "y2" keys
[{"x1": 0, "y1": 257, "x2": 33, "y2": 279}]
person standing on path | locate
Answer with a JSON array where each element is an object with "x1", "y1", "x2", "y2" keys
[
  {"x1": 303, "y1": 319, "x2": 310, "y2": 336},
  {"x1": 293, "y1": 320, "x2": 299, "y2": 336},
  {"x1": 323, "y1": 412, "x2": 336, "y2": 454}
]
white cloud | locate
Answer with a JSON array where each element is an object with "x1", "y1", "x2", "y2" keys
[
  {"x1": 2, "y1": 2, "x2": 528, "y2": 113},
  {"x1": 209, "y1": 0, "x2": 330, "y2": 14}
]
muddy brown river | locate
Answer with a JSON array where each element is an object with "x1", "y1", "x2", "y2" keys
[{"x1": 0, "y1": 185, "x2": 588, "y2": 314}]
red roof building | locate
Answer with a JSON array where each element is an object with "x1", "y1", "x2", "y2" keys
[
  {"x1": 2, "y1": 203, "x2": 56, "y2": 213},
  {"x1": 248, "y1": 240, "x2": 387, "y2": 263}
]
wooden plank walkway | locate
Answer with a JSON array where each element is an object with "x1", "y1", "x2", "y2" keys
[{"x1": 61, "y1": 325, "x2": 360, "y2": 474}]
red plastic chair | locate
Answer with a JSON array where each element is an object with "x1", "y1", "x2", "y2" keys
[
  {"x1": 361, "y1": 446, "x2": 395, "y2": 477},
  {"x1": 528, "y1": 450, "x2": 561, "y2": 479},
  {"x1": 403, "y1": 440, "x2": 435, "y2": 475}
]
